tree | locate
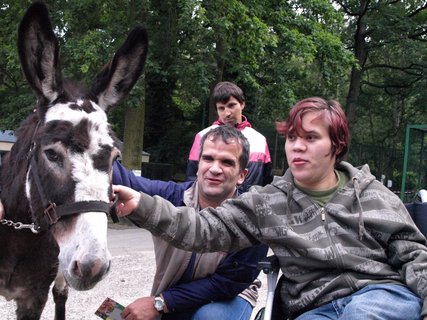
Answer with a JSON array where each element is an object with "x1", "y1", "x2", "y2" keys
[
  {"x1": 0, "y1": 3, "x2": 34, "y2": 130},
  {"x1": 151, "y1": 0, "x2": 354, "y2": 172},
  {"x1": 4, "y1": 1, "x2": 424, "y2": 185},
  {"x1": 0, "y1": 0, "x2": 150, "y2": 169},
  {"x1": 336, "y1": 0, "x2": 427, "y2": 188}
]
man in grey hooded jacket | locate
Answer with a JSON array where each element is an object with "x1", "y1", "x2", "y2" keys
[{"x1": 113, "y1": 97, "x2": 427, "y2": 320}]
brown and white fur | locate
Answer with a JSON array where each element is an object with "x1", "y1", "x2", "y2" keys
[{"x1": 0, "y1": 2, "x2": 148, "y2": 319}]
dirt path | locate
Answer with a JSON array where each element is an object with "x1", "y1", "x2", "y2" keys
[{"x1": 1, "y1": 226, "x2": 268, "y2": 319}]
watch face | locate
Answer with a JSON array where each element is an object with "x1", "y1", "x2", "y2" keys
[{"x1": 154, "y1": 297, "x2": 164, "y2": 311}]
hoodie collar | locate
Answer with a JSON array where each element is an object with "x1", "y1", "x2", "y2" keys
[
  {"x1": 183, "y1": 181, "x2": 239, "y2": 211},
  {"x1": 183, "y1": 181, "x2": 200, "y2": 210},
  {"x1": 273, "y1": 161, "x2": 376, "y2": 240},
  {"x1": 336, "y1": 161, "x2": 376, "y2": 193},
  {"x1": 331, "y1": 162, "x2": 376, "y2": 240},
  {"x1": 213, "y1": 115, "x2": 252, "y2": 130}
]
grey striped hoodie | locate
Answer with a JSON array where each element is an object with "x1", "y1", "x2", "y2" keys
[{"x1": 131, "y1": 161, "x2": 427, "y2": 318}]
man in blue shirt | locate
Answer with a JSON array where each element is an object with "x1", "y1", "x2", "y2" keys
[{"x1": 113, "y1": 125, "x2": 268, "y2": 320}]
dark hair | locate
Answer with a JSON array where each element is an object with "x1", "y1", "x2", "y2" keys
[
  {"x1": 199, "y1": 126, "x2": 250, "y2": 172},
  {"x1": 276, "y1": 97, "x2": 349, "y2": 164},
  {"x1": 212, "y1": 81, "x2": 245, "y2": 105}
]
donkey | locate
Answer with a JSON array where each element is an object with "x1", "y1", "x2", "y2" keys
[{"x1": 0, "y1": 2, "x2": 148, "y2": 319}]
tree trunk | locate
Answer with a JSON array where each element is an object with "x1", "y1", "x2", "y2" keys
[
  {"x1": 122, "y1": 79, "x2": 145, "y2": 170},
  {"x1": 345, "y1": 0, "x2": 369, "y2": 128},
  {"x1": 121, "y1": 0, "x2": 146, "y2": 170},
  {"x1": 208, "y1": 25, "x2": 226, "y2": 125}
]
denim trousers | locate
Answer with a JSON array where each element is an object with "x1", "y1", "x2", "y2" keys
[
  {"x1": 295, "y1": 284, "x2": 422, "y2": 320},
  {"x1": 191, "y1": 296, "x2": 253, "y2": 320}
]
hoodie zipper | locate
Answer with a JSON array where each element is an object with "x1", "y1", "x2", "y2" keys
[{"x1": 320, "y1": 206, "x2": 345, "y2": 269}]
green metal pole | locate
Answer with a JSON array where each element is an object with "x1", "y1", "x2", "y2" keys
[
  {"x1": 417, "y1": 134, "x2": 425, "y2": 191},
  {"x1": 400, "y1": 125, "x2": 411, "y2": 201}
]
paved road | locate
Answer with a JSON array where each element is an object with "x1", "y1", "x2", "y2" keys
[
  {"x1": 0, "y1": 225, "x2": 268, "y2": 319},
  {"x1": 107, "y1": 226, "x2": 154, "y2": 254}
]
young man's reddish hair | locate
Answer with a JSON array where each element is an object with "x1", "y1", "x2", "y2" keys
[{"x1": 276, "y1": 97, "x2": 350, "y2": 164}]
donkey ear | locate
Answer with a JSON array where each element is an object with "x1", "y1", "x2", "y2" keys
[
  {"x1": 90, "y1": 26, "x2": 148, "y2": 112},
  {"x1": 17, "y1": 2, "x2": 62, "y2": 106}
]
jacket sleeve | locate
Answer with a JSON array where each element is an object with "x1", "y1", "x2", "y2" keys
[
  {"x1": 262, "y1": 141, "x2": 274, "y2": 186},
  {"x1": 263, "y1": 161, "x2": 274, "y2": 186},
  {"x1": 239, "y1": 138, "x2": 273, "y2": 192},
  {"x1": 185, "y1": 134, "x2": 201, "y2": 182},
  {"x1": 239, "y1": 161, "x2": 273, "y2": 193},
  {"x1": 130, "y1": 190, "x2": 264, "y2": 253},
  {"x1": 112, "y1": 161, "x2": 186, "y2": 205},
  {"x1": 185, "y1": 160, "x2": 198, "y2": 183},
  {"x1": 162, "y1": 244, "x2": 268, "y2": 313}
]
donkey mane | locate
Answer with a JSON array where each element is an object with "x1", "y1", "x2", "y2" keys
[{"x1": 1, "y1": 113, "x2": 38, "y2": 220}]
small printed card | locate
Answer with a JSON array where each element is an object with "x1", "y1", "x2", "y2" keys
[{"x1": 95, "y1": 297, "x2": 125, "y2": 320}]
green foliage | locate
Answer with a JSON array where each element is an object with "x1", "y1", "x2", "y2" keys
[
  {"x1": 0, "y1": 0, "x2": 425, "y2": 183},
  {"x1": 0, "y1": 2, "x2": 32, "y2": 130},
  {"x1": 338, "y1": 0, "x2": 427, "y2": 191}
]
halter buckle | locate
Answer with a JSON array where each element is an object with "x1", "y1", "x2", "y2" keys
[{"x1": 44, "y1": 202, "x2": 58, "y2": 224}]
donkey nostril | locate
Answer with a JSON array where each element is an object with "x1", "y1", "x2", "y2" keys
[
  {"x1": 72, "y1": 260, "x2": 83, "y2": 279},
  {"x1": 91, "y1": 258, "x2": 110, "y2": 278}
]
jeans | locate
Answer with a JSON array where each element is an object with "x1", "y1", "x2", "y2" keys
[
  {"x1": 296, "y1": 284, "x2": 422, "y2": 320},
  {"x1": 191, "y1": 296, "x2": 253, "y2": 320}
]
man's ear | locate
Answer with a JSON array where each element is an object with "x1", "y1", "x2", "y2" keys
[
  {"x1": 237, "y1": 168, "x2": 249, "y2": 185},
  {"x1": 241, "y1": 101, "x2": 246, "y2": 111}
]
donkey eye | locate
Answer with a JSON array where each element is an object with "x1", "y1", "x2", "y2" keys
[{"x1": 45, "y1": 149, "x2": 61, "y2": 163}]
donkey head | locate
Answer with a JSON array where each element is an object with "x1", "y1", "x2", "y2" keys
[{"x1": 11, "y1": 2, "x2": 148, "y2": 290}]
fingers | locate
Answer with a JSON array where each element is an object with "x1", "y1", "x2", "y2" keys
[
  {"x1": 121, "y1": 306, "x2": 130, "y2": 319},
  {"x1": 0, "y1": 200, "x2": 4, "y2": 220},
  {"x1": 112, "y1": 184, "x2": 139, "y2": 200},
  {"x1": 111, "y1": 185, "x2": 141, "y2": 216},
  {"x1": 116, "y1": 202, "x2": 126, "y2": 217},
  {"x1": 112, "y1": 184, "x2": 123, "y2": 194}
]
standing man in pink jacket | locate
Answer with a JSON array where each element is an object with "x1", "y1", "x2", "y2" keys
[{"x1": 186, "y1": 81, "x2": 273, "y2": 192}]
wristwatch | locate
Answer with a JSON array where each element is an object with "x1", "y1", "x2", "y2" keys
[{"x1": 154, "y1": 295, "x2": 166, "y2": 313}]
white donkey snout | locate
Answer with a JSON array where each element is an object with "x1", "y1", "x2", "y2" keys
[
  {"x1": 71, "y1": 253, "x2": 111, "y2": 280},
  {"x1": 66, "y1": 248, "x2": 111, "y2": 291}
]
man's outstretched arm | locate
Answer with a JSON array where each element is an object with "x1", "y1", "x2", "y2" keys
[{"x1": 112, "y1": 184, "x2": 261, "y2": 253}]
